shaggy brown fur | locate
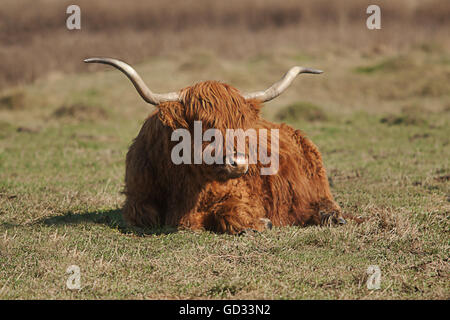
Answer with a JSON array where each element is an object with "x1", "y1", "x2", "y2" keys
[{"x1": 123, "y1": 81, "x2": 357, "y2": 234}]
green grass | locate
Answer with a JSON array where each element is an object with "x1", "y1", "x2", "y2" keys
[{"x1": 0, "y1": 48, "x2": 449, "y2": 299}]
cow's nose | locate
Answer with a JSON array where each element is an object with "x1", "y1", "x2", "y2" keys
[
  {"x1": 225, "y1": 152, "x2": 248, "y2": 177},
  {"x1": 231, "y1": 153, "x2": 248, "y2": 168}
]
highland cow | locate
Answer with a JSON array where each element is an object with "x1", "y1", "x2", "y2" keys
[{"x1": 85, "y1": 57, "x2": 357, "y2": 234}]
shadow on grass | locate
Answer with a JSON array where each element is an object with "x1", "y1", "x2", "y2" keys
[{"x1": 41, "y1": 209, "x2": 177, "y2": 236}]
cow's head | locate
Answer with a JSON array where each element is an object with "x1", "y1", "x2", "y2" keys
[{"x1": 84, "y1": 58, "x2": 322, "y2": 181}]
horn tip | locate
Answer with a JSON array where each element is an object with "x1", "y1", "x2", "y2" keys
[
  {"x1": 84, "y1": 57, "x2": 110, "y2": 64},
  {"x1": 302, "y1": 68, "x2": 323, "y2": 74}
]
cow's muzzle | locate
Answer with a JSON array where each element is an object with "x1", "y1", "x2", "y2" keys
[{"x1": 223, "y1": 152, "x2": 249, "y2": 179}]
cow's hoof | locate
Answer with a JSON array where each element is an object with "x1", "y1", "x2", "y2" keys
[
  {"x1": 320, "y1": 211, "x2": 346, "y2": 226},
  {"x1": 320, "y1": 212, "x2": 332, "y2": 226},
  {"x1": 237, "y1": 218, "x2": 272, "y2": 235},
  {"x1": 259, "y1": 218, "x2": 273, "y2": 230}
]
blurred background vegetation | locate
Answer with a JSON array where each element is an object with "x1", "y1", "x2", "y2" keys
[{"x1": 0, "y1": 0, "x2": 449, "y2": 88}]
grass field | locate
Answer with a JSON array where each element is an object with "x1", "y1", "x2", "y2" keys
[
  {"x1": 0, "y1": 0, "x2": 449, "y2": 300},
  {"x1": 0, "y1": 45, "x2": 448, "y2": 299}
]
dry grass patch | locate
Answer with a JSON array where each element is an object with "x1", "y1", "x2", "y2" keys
[{"x1": 51, "y1": 103, "x2": 109, "y2": 122}]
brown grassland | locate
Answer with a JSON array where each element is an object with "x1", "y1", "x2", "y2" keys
[{"x1": 0, "y1": 0, "x2": 449, "y2": 299}]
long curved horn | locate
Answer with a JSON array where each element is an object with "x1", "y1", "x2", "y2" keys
[
  {"x1": 243, "y1": 66, "x2": 323, "y2": 102},
  {"x1": 84, "y1": 57, "x2": 180, "y2": 105}
]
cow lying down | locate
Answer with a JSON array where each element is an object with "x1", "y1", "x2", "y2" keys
[{"x1": 85, "y1": 57, "x2": 361, "y2": 234}]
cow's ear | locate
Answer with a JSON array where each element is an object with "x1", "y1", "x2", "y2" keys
[{"x1": 158, "y1": 102, "x2": 189, "y2": 129}]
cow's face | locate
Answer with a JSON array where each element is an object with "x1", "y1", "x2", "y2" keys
[
  {"x1": 160, "y1": 81, "x2": 261, "y2": 181},
  {"x1": 204, "y1": 150, "x2": 249, "y2": 182}
]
